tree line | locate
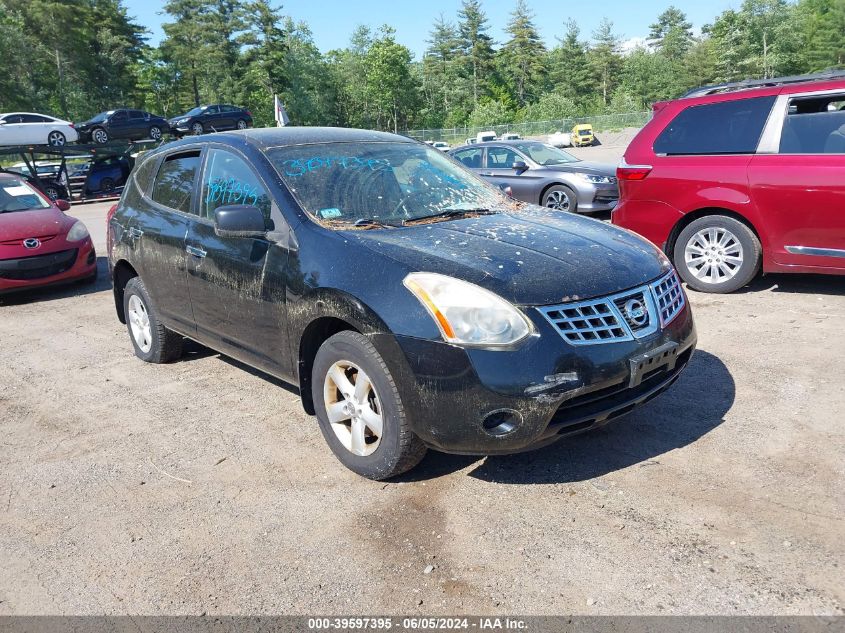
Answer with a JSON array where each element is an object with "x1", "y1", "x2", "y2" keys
[{"x1": 0, "y1": 0, "x2": 843, "y2": 132}]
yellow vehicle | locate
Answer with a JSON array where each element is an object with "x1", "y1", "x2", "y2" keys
[{"x1": 571, "y1": 123, "x2": 595, "y2": 147}]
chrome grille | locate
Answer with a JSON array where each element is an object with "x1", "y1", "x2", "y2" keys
[
  {"x1": 651, "y1": 271, "x2": 685, "y2": 326},
  {"x1": 538, "y1": 270, "x2": 685, "y2": 345},
  {"x1": 538, "y1": 301, "x2": 629, "y2": 344}
]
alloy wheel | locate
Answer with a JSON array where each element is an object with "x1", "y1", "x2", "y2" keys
[
  {"x1": 684, "y1": 227, "x2": 744, "y2": 285},
  {"x1": 545, "y1": 189, "x2": 572, "y2": 211},
  {"x1": 323, "y1": 360, "x2": 384, "y2": 456},
  {"x1": 93, "y1": 128, "x2": 108, "y2": 144},
  {"x1": 47, "y1": 131, "x2": 65, "y2": 146},
  {"x1": 149, "y1": 126, "x2": 162, "y2": 140},
  {"x1": 127, "y1": 294, "x2": 153, "y2": 353},
  {"x1": 192, "y1": 123, "x2": 204, "y2": 135},
  {"x1": 236, "y1": 119, "x2": 247, "y2": 130}
]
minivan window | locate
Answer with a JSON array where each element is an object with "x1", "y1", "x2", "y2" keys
[
  {"x1": 267, "y1": 142, "x2": 505, "y2": 225},
  {"x1": 780, "y1": 94, "x2": 845, "y2": 154},
  {"x1": 200, "y1": 148, "x2": 272, "y2": 220},
  {"x1": 654, "y1": 96, "x2": 776, "y2": 155},
  {"x1": 151, "y1": 151, "x2": 201, "y2": 213}
]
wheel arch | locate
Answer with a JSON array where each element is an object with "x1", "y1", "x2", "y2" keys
[
  {"x1": 112, "y1": 259, "x2": 139, "y2": 324},
  {"x1": 297, "y1": 316, "x2": 362, "y2": 415},
  {"x1": 666, "y1": 207, "x2": 764, "y2": 263}
]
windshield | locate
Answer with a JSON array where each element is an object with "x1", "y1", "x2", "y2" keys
[
  {"x1": 266, "y1": 142, "x2": 510, "y2": 226},
  {"x1": 88, "y1": 112, "x2": 109, "y2": 123},
  {"x1": 184, "y1": 106, "x2": 206, "y2": 117},
  {"x1": 0, "y1": 177, "x2": 51, "y2": 213},
  {"x1": 514, "y1": 143, "x2": 579, "y2": 166}
]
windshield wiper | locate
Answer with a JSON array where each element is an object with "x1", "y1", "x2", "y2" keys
[
  {"x1": 352, "y1": 218, "x2": 399, "y2": 229},
  {"x1": 402, "y1": 208, "x2": 496, "y2": 225}
]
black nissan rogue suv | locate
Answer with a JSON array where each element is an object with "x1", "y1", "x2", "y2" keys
[{"x1": 107, "y1": 127, "x2": 696, "y2": 479}]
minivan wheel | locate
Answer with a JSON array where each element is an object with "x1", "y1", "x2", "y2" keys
[
  {"x1": 542, "y1": 185, "x2": 577, "y2": 213},
  {"x1": 674, "y1": 215, "x2": 761, "y2": 293},
  {"x1": 312, "y1": 331, "x2": 426, "y2": 479},
  {"x1": 191, "y1": 122, "x2": 204, "y2": 135},
  {"x1": 123, "y1": 277, "x2": 183, "y2": 363},
  {"x1": 92, "y1": 127, "x2": 109, "y2": 144}
]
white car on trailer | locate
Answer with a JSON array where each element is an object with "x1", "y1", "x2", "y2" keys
[{"x1": 0, "y1": 112, "x2": 79, "y2": 147}]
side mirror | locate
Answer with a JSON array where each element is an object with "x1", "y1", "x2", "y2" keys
[
  {"x1": 213, "y1": 205, "x2": 266, "y2": 238},
  {"x1": 55, "y1": 199, "x2": 71, "y2": 211},
  {"x1": 512, "y1": 160, "x2": 528, "y2": 173}
]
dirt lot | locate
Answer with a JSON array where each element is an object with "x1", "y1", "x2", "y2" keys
[{"x1": 1, "y1": 199, "x2": 843, "y2": 616}]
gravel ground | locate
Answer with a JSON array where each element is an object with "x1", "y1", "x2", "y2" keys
[{"x1": 0, "y1": 198, "x2": 843, "y2": 616}]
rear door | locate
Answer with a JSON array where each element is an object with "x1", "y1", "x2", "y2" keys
[
  {"x1": 132, "y1": 148, "x2": 202, "y2": 333},
  {"x1": 108, "y1": 110, "x2": 129, "y2": 139},
  {"x1": 127, "y1": 110, "x2": 148, "y2": 139},
  {"x1": 748, "y1": 89, "x2": 845, "y2": 268},
  {"x1": 185, "y1": 146, "x2": 292, "y2": 376},
  {"x1": 203, "y1": 105, "x2": 223, "y2": 132}
]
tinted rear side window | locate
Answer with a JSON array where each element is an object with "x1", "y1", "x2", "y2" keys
[
  {"x1": 654, "y1": 96, "x2": 775, "y2": 155},
  {"x1": 151, "y1": 152, "x2": 200, "y2": 213}
]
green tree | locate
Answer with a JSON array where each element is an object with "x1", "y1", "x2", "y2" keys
[
  {"x1": 498, "y1": 0, "x2": 547, "y2": 107},
  {"x1": 364, "y1": 26, "x2": 419, "y2": 132},
  {"x1": 548, "y1": 20, "x2": 595, "y2": 106},
  {"x1": 519, "y1": 90, "x2": 578, "y2": 121},
  {"x1": 648, "y1": 6, "x2": 694, "y2": 62},
  {"x1": 467, "y1": 99, "x2": 511, "y2": 126},
  {"x1": 587, "y1": 18, "x2": 623, "y2": 107},
  {"x1": 457, "y1": 0, "x2": 495, "y2": 105}
]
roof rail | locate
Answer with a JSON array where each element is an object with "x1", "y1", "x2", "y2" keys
[{"x1": 681, "y1": 69, "x2": 845, "y2": 99}]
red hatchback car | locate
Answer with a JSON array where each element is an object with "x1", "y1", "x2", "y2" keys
[
  {"x1": 613, "y1": 71, "x2": 845, "y2": 293},
  {"x1": 0, "y1": 173, "x2": 96, "y2": 294}
]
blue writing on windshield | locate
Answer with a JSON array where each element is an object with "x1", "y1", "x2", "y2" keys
[{"x1": 282, "y1": 156, "x2": 391, "y2": 177}]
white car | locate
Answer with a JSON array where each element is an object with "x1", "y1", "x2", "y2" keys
[
  {"x1": 432, "y1": 141, "x2": 450, "y2": 151},
  {"x1": 548, "y1": 131, "x2": 572, "y2": 148},
  {"x1": 0, "y1": 112, "x2": 79, "y2": 147},
  {"x1": 499, "y1": 132, "x2": 521, "y2": 140}
]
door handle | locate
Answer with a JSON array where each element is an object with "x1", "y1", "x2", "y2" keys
[
  {"x1": 128, "y1": 227, "x2": 143, "y2": 239},
  {"x1": 186, "y1": 245, "x2": 207, "y2": 258}
]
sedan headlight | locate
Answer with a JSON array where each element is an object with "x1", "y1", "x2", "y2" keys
[
  {"x1": 403, "y1": 272, "x2": 533, "y2": 347},
  {"x1": 66, "y1": 221, "x2": 89, "y2": 242},
  {"x1": 575, "y1": 173, "x2": 612, "y2": 184}
]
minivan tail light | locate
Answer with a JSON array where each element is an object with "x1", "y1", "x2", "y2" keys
[
  {"x1": 617, "y1": 158, "x2": 652, "y2": 181},
  {"x1": 107, "y1": 203, "x2": 118, "y2": 224}
]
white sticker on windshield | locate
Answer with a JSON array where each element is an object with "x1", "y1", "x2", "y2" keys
[{"x1": 3, "y1": 185, "x2": 34, "y2": 196}]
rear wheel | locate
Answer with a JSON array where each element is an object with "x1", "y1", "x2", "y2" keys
[
  {"x1": 44, "y1": 185, "x2": 60, "y2": 200},
  {"x1": 673, "y1": 215, "x2": 761, "y2": 293},
  {"x1": 312, "y1": 331, "x2": 426, "y2": 479},
  {"x1": 100, "y1": 177, "x2": 116, "y2": 193},
  {"x1": 123, "y1": 277, "x2": 183, "y2": 363},
  {"x1": 236, "y1": 119, "x2": 248, "y2": 130},
  {"x1": 47, "y1": 131, "x2": 66, "y2": 146},
  {"x1": 92, "y1": 127, "x2": 109, "y2": 144},
  {"x1": 542, "y1": 185, "x2": 577, "y2": 213}
]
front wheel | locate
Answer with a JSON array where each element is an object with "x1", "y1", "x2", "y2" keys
[
  {"x1": 92, "y1": 127, "x2": 109, "y2": 144},
  {"x1": 191, "y1": 122, "x2": 204, "y2": 135},
  {"x1": 312, "y1": 331, "x2": 427, "y2": 479},
  {"x1": 149, "y1": 125, "x2": 162, "y2": 140},
  {"x1": 542, "y1": 185, "x2": 577, "y2": 213},
  {"x1": 123, "y1": 277, "x2": 183, "y2": 363},
  {"x1": 673, "y1": 215, "x2": 761, "y2": 293}
]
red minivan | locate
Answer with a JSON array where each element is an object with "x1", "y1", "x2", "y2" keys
[{"x1": 613, "y1": 71, "x2": 845, "y2": 293}]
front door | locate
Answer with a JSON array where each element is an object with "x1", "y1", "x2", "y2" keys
[
  {"x1": 748, "y1": 90, "x2": 845, "y2": 269},
  {"x1": 483, "y1": 145, "x2": 539, "y2": 201},
  {"x1": 185, "y1": 146, "x2": 292, "y2": 377},
  {"x1": 133, "y1": 149, "x2": 202, "y2": 333}
]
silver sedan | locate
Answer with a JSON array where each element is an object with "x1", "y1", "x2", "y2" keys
[{"x1": 449, "y1": 140, "x2": 618, "y2": 213}]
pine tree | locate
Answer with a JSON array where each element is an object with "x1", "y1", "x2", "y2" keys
[
  {"x1": 548, "y1": 20, "x2": 595, "y2": 105},
  {"x1": 498, "y1": 0, "x2": 547, "y2": 106},
  {"x1": 587, "y1": 18, "x2": 622, "y2": 107},
  {"x1": 648, "y1": 6, "x2": 694, "y2": 62},
  {"x1": 457, "y1": 0, "x2": 495, "y2": 105}
]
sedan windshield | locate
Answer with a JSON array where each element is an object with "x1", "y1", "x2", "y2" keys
[
  {"x1": 514, "y1": 142, "x2": 580, "y2": 166},
  {"x1": 266, "y1": 142, "x2": 510, "y2": 226},
  {"x1": 0, "y1": 177, "x2": 51, "y2": 213}
]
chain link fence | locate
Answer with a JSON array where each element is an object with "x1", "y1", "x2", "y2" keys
[{"x1": 404, "y1": 111, "x2": 650, "y2": 144}]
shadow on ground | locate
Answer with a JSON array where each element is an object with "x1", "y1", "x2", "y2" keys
[{"x1": 403, "y1": 349, "x2": 734, "y2": 484}]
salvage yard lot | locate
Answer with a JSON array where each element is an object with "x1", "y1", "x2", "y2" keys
[{"x1": 1, "y1": 199, "x2": 843, "y2": 615}]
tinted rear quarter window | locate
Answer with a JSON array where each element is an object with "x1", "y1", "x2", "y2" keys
[
  {"x1": 780, "y1": 93, "x2": 845, "y2": 154},
  {"x1": 654, "y1": 96, "x2": 776, "y2": 155},
  {"x1": 151, "y1": 152, "x2": 200, "y2": 213}
]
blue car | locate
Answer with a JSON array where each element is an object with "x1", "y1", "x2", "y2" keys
[{"x1": 83, "y1": 156, "x2": 131, "y2": 196}]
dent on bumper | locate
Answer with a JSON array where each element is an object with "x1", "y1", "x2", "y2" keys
[{"x1": 372, "y1": 304, "x2": 697, "y2": 455}]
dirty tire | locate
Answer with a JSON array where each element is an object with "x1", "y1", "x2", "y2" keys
[
  {"x1": 674, "y1": 215, "x2": 761, "y2": 294},
  {"x1": 542, "y1": 184, "x2": 578, "y2": 213},
  {"x1": 312, "y1": 331, "x2": 427, "y2": 480},
  {"x1": 123, "y1": 277, "x2": 183, "y2": 363}
]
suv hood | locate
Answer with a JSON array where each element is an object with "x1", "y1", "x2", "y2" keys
[
  {"x1": 545, "y1": 161, "x2": 616, "y2": 177},
  {"x1": 0, "y1": 208, "x2": 70, "y2": 241},
  {"x1": 344, "y1": 208, "x2": 668, "y2": 305}
]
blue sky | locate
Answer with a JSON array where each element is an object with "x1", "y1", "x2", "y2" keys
[{"x1": 126, "y1": 0, "x2": 739, "y2": 57}]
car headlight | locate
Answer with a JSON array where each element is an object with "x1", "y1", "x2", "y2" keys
[
  {"x1": 403, "y1": 272, "x2": 533, "y2": 347},
  {"x1": 66, "y1": 221, "x2": 89, "y2": 242},
  {"x1": 575, "y1": 173, "x2": 612, "y2": 184}
]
